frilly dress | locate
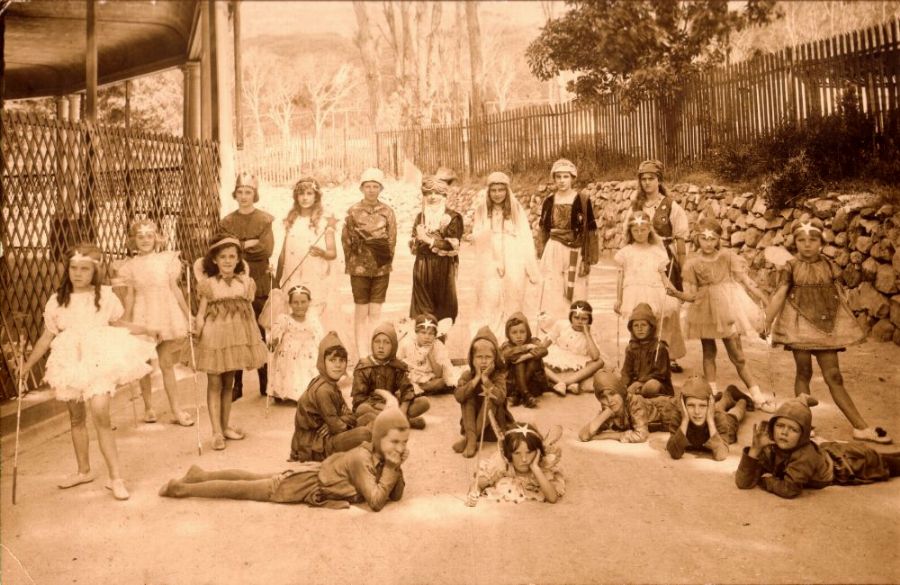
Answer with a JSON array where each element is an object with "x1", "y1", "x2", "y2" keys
[
  {"x1": 543, "y1": 319, "x2": 607, "y2": 371},
  {"x1": 269, "y1": 312, "x2": 323, "y2": 401},
  {"x1": 277, "y1": 216, "x2": 336, "y2": 320},
  {"x1": 395, "y1": 335, "x2": 460, "y2": 389},
  {"x1": 118, "y1": 251, "x2": 189, "y2": 341},
  {"x1": 772, "y1": 256, "x2": 865, "y2": 351},
  {"x1": 614, "y1": 243, "x2": 679, "y2": 317},
  {"x1": 43, "y1": 287, "x2": 156, "y2": 401},
  {"x1": 682, "y1": 249, "x2": 763, "y2": 339},
  {"x1": 474, "y1": 437, "x2": 565, "y2": 503},
  {"x1": 194, "y1": 274, "x2": 267, "y2": 374}
]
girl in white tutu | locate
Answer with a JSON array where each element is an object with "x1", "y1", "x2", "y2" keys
[
  {"x1": 614, "y1": 211, "x2": 685, "y2": 360},
  {"x1": 268, "y1": 285, "x2": 324, "y2": 402},
  {"x1": 19, "y1": 244, "x2": 158, "y2": 500},
  {"x1": 118, "y1": 219, "x2": 194, "y2": 426},
  {"x1": 193, "y1": 233, "x2": 268, "y2": 450},
  {"x1": 663, "y1": 218, "x2": 774, "y2": 411},
  {"x1": 543, "y1": 300, "x2": 607, "y2": 395}
]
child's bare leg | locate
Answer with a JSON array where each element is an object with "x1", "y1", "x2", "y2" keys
[
  {"x1": 332, "y1": 427, "x2": 372, "y2": 452},
  {"x1": 570, "y1": 360, "x2": 604, "y2": 393},
  {"x1": 160, "y1": 477, "x2": 274, "y2": 501},
  {"x1": 185, "y1": 467, "x2": 276, "y2": 482},
  {"x1": 206, "y1": 374, "x2": 224, "y2": 437},
  {"x1": 220, "y1": 371, "x2": 237, "y2": 432},
  {"x1": 407, "y1": 396, "x2": 430, "y2": 418},
  {"x1": 67, "y1": 400, "x2": 91, "y2": 474},
  {"x1": 138, "y1": 374, "x2": 156, "y2": 421},
  {"x1": 792, "y1": 350, "x2": 814, "y2": 397},
  {"x1": 727, "y1": 399, "x2": 748, "y2": 423},
  {"x1": 88, "y1": 394, "x2": 122, "y2": 480},
  {"x1": 158, "y1": 342, "x2": 190, "y2": 422},
  {"x1": 353, "y1": 303, "x2": 370, "y2": 359},
  {"x1": 701, "y1": 339, "x2": 718, "y2": 385},
  {"x1": 815, "y1": 351, "x2": 868, "y2": 430},
  {"x1": 462, "y1": 399, "x2": 479, "y2": 457},
  {"x1": 722, "y1": 336, "x2": 757, "y2": 388}
]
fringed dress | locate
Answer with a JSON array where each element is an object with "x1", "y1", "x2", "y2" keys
[{"x1": 194, "y1": 274, "x2": 267, "y2": 374}]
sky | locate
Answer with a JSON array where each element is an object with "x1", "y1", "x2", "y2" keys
[{"x1": 241, "y1": 1, "x2": 550, "y2": 39}]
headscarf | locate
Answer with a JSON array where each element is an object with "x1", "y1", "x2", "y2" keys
[{"x1": 421, "y1": 176, "x2": 449, "y2": 232}]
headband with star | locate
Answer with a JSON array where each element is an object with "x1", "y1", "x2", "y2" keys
[
  {"x1": 415, "y1": 319, "x2": 437, "y2": 332},
  {"x1": 508, "y1": 423, "x2": 539, "y2": 440},
  {"x1": 288, "y1": 285, "x2": 311, "y2": 300},
  {"x1": 70, "y1": 251, "x2": 100, "y2": 265},
  {"x1": 700, "y1": 228, "x2": 718, "y2": 240},
  {"x1": 630, "y1": 215, "x2": 648, "y2": 227},
  {"x1": 795, "y1": 222, "x2": 822, "y2": 236}
]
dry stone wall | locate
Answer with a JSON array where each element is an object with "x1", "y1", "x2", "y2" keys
[{"x1": 447, "y1": 182, "x2": 900, "y2": 345}]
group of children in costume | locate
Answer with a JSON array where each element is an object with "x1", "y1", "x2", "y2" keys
[{"x1": 17, "y1": 159, "x2": 898, "y2": 510}]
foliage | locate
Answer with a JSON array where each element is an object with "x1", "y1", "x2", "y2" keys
[
  {"x1": 526, "y1": 0, "x2": 779, "y2": 107},
  {"x1": 707, "y1": 86, "x2": 900, "y2": 209}
]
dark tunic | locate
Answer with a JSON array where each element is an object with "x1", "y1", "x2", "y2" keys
[
  {"x1": 621, "y1": 337, "x2": 674, "y2": 396},
  {"x1": 351, "y1": 357, "x2": 415, "y2": 413},
  {"x1": 290, "y1": 377, "x2": 358, "y2": 462},
  {"x1": 409, "y1": 209, "x2": 464, "y2": 321}
]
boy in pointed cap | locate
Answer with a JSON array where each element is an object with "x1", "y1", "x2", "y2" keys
[
  {"x1": 453, "y1": 326, "x2": 515, "y2": 457},
  {"x1": 353, "y1": 322, "x2": 430, "y2": 429},
  {"x1": 736, "y1": 398, "x2": 900, "y2": 498},
  {"x1": 289, "y1": 332, "x2": 371, "y2": 462},
  {"x1": 666, "y1": 378, "x2": 749, "y2": 461}
]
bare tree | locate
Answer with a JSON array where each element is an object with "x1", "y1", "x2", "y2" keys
[
  {"x1": 466, "y1": 1, "x2": 485, "y2": 118},
  {"x1": 265, "y1": 58, "x2": 299, "y2": 143},
  {"x1": 353, "y1": 1, "x2": 382, "y2": 129},
  {"x1": 306, "y1": 64, "x2": 360, "y2": 155},
  {"x1": 241, "y1": 48, "x2": 271, "y2": 145}
]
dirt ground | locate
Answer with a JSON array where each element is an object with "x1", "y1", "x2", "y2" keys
[{"x1": 2, "y1": 187, "x2": 899, "y2": 584}]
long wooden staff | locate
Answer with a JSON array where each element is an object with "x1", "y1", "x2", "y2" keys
[
  {"x1": 185, "y1": 263, "x2": 203, "y2": 456},
  {"x1": 12, "y1": 328, "x2": 26, "y2": 505}
]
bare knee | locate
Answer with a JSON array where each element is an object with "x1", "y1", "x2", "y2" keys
[
  {"x1": 795, "y1": 361, "x2": 814, "y2": 382},
  {"x1": 701, "y1": 339, "x2": 717, "y2": 358},
  {"x1": 822, "y1": 368, "x2": 844, "y2": 389},
  {"x1": 68, "y1": 401, "x2": 88, "y2": 428}
]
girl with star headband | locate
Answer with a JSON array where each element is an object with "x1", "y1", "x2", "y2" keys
[
  {"x1": 467, "y1": 420, "x2": 564, "y2": 505},
  {"x1": 764, "y1": 218, "x2": 891, "y2": 444},
  {"x1": 542, "y1": 300, "x2": 607, "y2": 396},
  {"x1": 267, "y1": 285, "x2": 324, "y2": 402},
  {"x1": 664, "y1": 218, "x2": 774, "y2": 412}
]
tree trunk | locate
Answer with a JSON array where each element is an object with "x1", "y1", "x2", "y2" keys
[
  {"x1": 352, "y1": 1, "x2": 381, "y2": 129},
  {"x1": 465, "y1": 1, "x2": 484, "y2": 119}
]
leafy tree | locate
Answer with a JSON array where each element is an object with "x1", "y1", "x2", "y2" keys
[{"x1": 527, "y1": 0, "x2": 779, "y2": 163}]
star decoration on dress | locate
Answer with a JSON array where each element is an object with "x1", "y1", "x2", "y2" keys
[
  {"x1": 700, "y1": 229, "x2": 717, "y2": 240},
  {"x1": 796, "y1": 222, "x2": 821, "y2": 236}
]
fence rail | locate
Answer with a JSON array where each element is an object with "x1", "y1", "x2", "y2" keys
[
  {"x1": 237, "y1": 128, "x2": 377, "y2": 186},
  {"x1": 1, "y1": 112, "x2": 221, "y2": 400},
  {"x1": 377, "y1": 18, "x2": 900, "y2": 176}
]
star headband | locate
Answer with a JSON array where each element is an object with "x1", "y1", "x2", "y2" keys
[
  {"x1": 700, "y1": 229, "x2": 718, "y2": 239},
  {"x1": 795, "y1": 222, "x2": 822, "y2": 236},
  {"x1": 70, "y1": 251, "x2": 100, "y2": 265},
  {"x1": 571, "y1": 306, "x2": 590, "y2": 317},
  {"x1": 135, "y1": 224, "x2": 158, "y2": 236},
  {"x1": 509, "y1": 423, "x2": 538, "y2": 439},
  {"x1": 416, "y1": 319, "x2": 437, "y2": 331},
  {"x1": 288, "y1": 285, "x2": 311, "y2": 300},
  {"x1": 630, "y1": 215, "x2": 648, "y2": 226}
]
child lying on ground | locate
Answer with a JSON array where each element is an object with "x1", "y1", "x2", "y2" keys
[
  {"x1": 578, "y1": 371, "x2": 681, "y2": 443},
  {"x1": 666, "y1": 379, "x2": 750, "y2": 461},
  {"x1": 736, "y1": 398, "x2": 900, "y2": 499},
  {"x1": 160, "y1": 395, "x2": 409, "y2": 510}
]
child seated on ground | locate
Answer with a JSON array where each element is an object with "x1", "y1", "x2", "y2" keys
[
  {"x1": 467, "y1": 421, "x2": 564, "y2": 505},
  {"x1": 501, "y1": 312, "x2": 551, "y2": 408},
  {"x1": 289, "y1": 332, "x2": 371, "y2": 462},
  {"x1": 453, "y1": 326, "x2": 515, "y2": 458},
  {"x1": 620, "y1": 303, "x2": 673, "y2": 397},
  {"x1": 543, "y1": 300, "x2": 607, "y2": 396},
  {"x1": 578, "y1": 371, "x2": 681, "y2": 443},
  {"x1": 666, "y1": 379, "x2": 749, "y2": 461},
  {"x1": 736, "y1": 398, "x2": 900, "y2": 499},
  {"x1": 396, "y1": 313, "x2": 458, "y2": 396},
  {"x1": 352, "y1": 322, "x2": 430, "y2": 429},
  {"x1": 160, "y1": 399, "x2": 409, "y2": 510}
]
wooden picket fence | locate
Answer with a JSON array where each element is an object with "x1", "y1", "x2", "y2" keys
[
  {"x1": 377, "y1": 18, "x2": 900, "y2": 176},
  {"x1": 238, "y1": 127, "x2": 377, "y2": 186},
  {"x1": 0, "y1": 112, "x2": 221, "y2": 400}
]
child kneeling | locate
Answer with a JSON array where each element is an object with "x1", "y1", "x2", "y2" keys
[
  {"x1": 667, "y1": 379, "x2": 749, "y2": 461},
  {"x1": 289, "y1": 332, "x2": 371, "y2": 462},
  {"x1": 353, "y1": 322, "x2": 430, "y2": 429},
  {"x1": 736, "y1": 398, "x2": 900, "y2": 499},
  {"x1": 501, "y1": 312, "x2": 551, "y2": 408},
  {"x1": 160, "y1": 403, "x2": 409, "y2": 510},
  {"x1": 578, "y1": 371, "x2": 681, "y2": 443}
]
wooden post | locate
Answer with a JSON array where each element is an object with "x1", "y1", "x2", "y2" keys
[
  {"x1": 232, "y1": 0, "x2": 243, "y2": 150},
  {"x1": 85, "y1": 0, "x2": 97, "y2": 123},
  {"x1": 124, "y1": 80, "x2": 131, "y2": 132},
  {"x1": 200, "y1": 2, "x2": 212, "y2": 140}
]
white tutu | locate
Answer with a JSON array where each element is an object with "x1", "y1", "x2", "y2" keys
[
  {"x1": 544, "y1": 345, "x2": 591, "y2": 371},
  {"x1": 45, "y1": 326, "x2": 156, "y2": 401}
]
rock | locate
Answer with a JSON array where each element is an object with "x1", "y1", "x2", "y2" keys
[
  {"x1": 751, "y1": 197, "x2": 767, "y2": 215},
  {"x1": 835, "y1": 249, "x2": 851, "y2": 267},
  {"x1": 855, "y1": 236, "x2": 873, "y2": 254},
  {"x1": 766, "y1": 216, "x2": 786, "y2": 230},
  {"x1": 730, "y1": 231, "x2": 746, "y2": 246},
  {"x1": 822, "y1": 245, "x2": 838, "y2": 258},
  {"x1": 894, "y1": 248, "x2": 900, "y2": 273},
  {"x1": 843, "y1": 264, "x2": 863, "y2": 288},
  {"x1": 726, "y1": 208, "x2": 742, "y2": 222},
  {"x1": 744, "y1": 227, "x2": 763, "y2": 248},
  {"x1": 780, "y1": 208, "x2": 794, "y2": 220},
  {"x1": 688, "y1": 185, "x2": 700, "y2": 195},
  {"x1": 848, "y1": 281, "x2": 889, "y2": 317},
  {"x1": 850, "y1": 251, "x2": 864, "y2": 265},
  {"x1": 733, "y1": 195, "x2": 748, "y2": 209},
  {"x1": 822, "y1": 228, "x2": 835, "y2": 243},
  {"x1": 785, "y1": 234, "x2": 794, "y2": 249},
  {"x1": 772, "y1": 231, "x2": 785, "y2": 246},
  {"x1": 752, "y1": 217, "x2": 768, "y2": 230},
  {"x1": 876, "y1": 204, "x2": 894, "y2": 217},
  {"x1": 834, "y1": 231, "x2": 848, "y2": 247},
  {"x1": 810, "y1": 198, "x2": 837, "y2": 219},
  {"x1": 735, "y1": 214, "x2": 748, "y2": 229},
  {"x1": 860, "y1": 206, "x2": 878, "y2": 218},
  {"x1": 871, "y1": 319, "x2": 895, "y2": 342},
  {"x1": 893, "y1": 327, "x2": 900, "y2": 346},
  {"x1": 870, "y1": 241, "x2": 891, "y2": 261},
  {"x1": 861, "y1": 257, "x2": 879, "y2": 280},
  {"x1": 859, "y1": 218, "x2": 881, "y2": 235},
  {"x1": 891, "y1": 295, "x2": 900, "y2": 328},
  {"x1": 757, "y1": 230, "x2": 775, "y2": 249},
  {"x1": 831, "y1": 207, "x2": 850, "y2": 232},
  {"x1": 837, "y1": 192, "x2": 880, "y2": 212},
  {"x1": 856, "y1": 313, "x2": 871, "y2": 334},
  {"x1": 875, "y1": 264, "x2": 898, "y2": 294}
]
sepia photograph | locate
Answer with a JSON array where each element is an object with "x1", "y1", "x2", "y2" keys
[{"x1": 1, "y1": 1, "x2": 899, "y2": 583}]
